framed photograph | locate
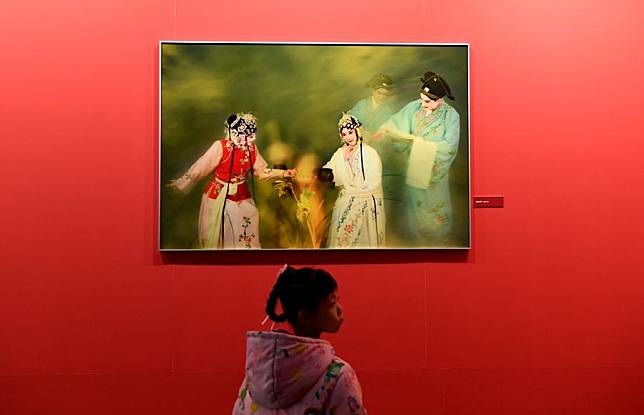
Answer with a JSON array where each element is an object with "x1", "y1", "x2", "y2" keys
[{"x1": 159, "y1": 42, "x2": 470, "y2": 250}]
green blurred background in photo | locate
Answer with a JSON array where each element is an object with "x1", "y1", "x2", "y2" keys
[{"x1": 160, "y1": 43, "x2": 469, "y2": 249}]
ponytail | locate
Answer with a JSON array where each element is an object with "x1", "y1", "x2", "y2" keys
[{"x1": 264, "y1": 266, "x2": 293, "y2": 323}]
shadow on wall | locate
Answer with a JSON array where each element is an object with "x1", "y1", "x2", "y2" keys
[{"x1": 159, "y1": 248, "x2": 469, "y2": 266}]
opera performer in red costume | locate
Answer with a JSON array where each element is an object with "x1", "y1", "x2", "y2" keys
[{"x1": 168, "y1": 113, "x2": 296, "y2": 249}]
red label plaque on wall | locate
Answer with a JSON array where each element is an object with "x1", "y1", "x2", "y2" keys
[{"x1": 473, "y1": 196, "x2": 504, "y2": 208}]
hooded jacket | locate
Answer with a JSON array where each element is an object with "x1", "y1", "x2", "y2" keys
[{"x1": 232, "y1": 331, "x2": 366, "y2": 415}]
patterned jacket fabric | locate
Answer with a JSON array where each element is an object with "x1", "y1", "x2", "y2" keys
[{"x1": 232, "y1": 331, "x2": 367, "y2": 415}]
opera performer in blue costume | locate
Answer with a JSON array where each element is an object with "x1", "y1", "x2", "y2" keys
[
  {"x1": 349, "y1": 73, "x2": 395, "y2": 133},
  {"x1": 379, "y1": 71, "x2": 460, "y2": 245}
]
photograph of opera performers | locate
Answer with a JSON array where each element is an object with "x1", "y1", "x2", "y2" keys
[{"x1": 160, "y1": 43, "x2": 469, "y2": 250}]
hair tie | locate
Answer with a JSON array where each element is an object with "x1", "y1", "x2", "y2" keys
[
  {"x1": 260, "y1": 314, "x2": 276, "y2": 331},
  {"x1": 277, "y1": 263, "x2": 289, "y2": 278}
]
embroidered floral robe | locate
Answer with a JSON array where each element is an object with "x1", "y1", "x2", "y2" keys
[
  {"x1": 387, "y1": 99, "x2": 460, "y2": 244},
  {"x1": 174, "y1": 138, "x2": 269, "y2": 249},
  {"x1": 323, "y1": 144, "x2": 385, "y2": 248}
]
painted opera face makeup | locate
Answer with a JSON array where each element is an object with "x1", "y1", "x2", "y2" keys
[
  {"x1": 228, "y1": 113, "x2": 257, "y2": 146},
  {"x1": 341, "y1": 128, "x2": 359, "y2": 147},
  {"x1": 229, "y1": 129, "x2": 256, "y2": 147},
  {"x1": 420, "y1": 92, "x2": 442, "y2": 112},
  {"x1": 229, "y1": 130, "x2": 247, "y2": 146}
]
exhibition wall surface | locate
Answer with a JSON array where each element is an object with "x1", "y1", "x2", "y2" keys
[{"x1": 1, "y1": 0, "x2": 644, "y2": 414}]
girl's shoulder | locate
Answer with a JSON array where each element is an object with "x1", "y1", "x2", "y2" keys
[
  {"x1": 332, "y1": 356, "x2": 353, "y2": 371},
  {"x1": 326, "y1": 357, "x2": 366, "y2": 413},
  {"x1": 329, "y1": 356, "x2": 360, "y2": 381}
]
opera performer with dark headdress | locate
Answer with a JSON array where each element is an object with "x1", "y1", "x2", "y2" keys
[
  {"x1": 379, "y1": 71, "x2": 460, "y2": 245},
  {"x1": 321, "y1": 113, "x2": 385, "y2": 248},
  {"x1": 168, "y1": 113, "x2": 295, "y2": 249},
  {"x1": 349, "y1": 73, "x2": 395, "y2": 133}
]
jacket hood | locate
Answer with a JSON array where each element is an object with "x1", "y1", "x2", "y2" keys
[{"x1": 244, "y1": 331, "x2": 335, "y2": 409}]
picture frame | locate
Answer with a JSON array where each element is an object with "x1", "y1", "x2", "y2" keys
[{"x1": 159, "y1": 42, "x2": 470, "y2": 250}]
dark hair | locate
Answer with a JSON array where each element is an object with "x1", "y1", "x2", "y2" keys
[
  {"x1": 420, "y1": 71, "x2": 455, "y2": 100},
  {"x1": 265, "y1": 266, "x2": 338, "y2": 326},
  {"x1": 366, "y1": 73, "x2": 394, "y2": 90}
]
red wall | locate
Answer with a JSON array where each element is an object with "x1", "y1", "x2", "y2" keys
[{"x1": 2, "y1": 0, "x2": 644, "y2": 414}]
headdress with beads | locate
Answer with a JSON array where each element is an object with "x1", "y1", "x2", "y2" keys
[
  {"x1": 226, "y1": 112, "x2": 257, "y2": 136},
  {"x1": 338, "y1": 112, "x2": 363, "y2": 142}
]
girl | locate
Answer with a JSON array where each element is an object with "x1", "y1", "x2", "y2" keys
[
  {"x1": 232, "y1": 266, "x2": 367, "y2": 415},
  {"x1": 168, "y1": 113, "x2": 295, "y2": 249},
  {"x1": 322, "y1": 113, "x2": 385, "y2": 248}
]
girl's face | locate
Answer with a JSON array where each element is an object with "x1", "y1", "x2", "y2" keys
[
  {"x1": 420, "y1": 93, "x2": 442, "y2": 112},
  {"x1": 341, "y1": 128, "x2": 358, "y2": 147},
  {"x1": 295, "y1": 290, "x2": 344, "y2": 338},
  {"x1": 309, "y1": 291, "x2": 344, "y2": 334}
]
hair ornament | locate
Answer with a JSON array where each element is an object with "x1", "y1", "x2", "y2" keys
[
  {"x1": 338, "y1": 112, "x2": 364, "y2": 143},
  {"x1": 419, "y1": 70, "x2": 455, "y2": 100},
  {"x1": 226, "y1": 112, "x2": 258, "y2": 135}
]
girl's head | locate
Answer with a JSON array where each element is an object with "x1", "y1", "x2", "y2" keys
[
  {"x1": 265, "y1": 266, "x2": 343, "y2": 338},
  {"x1": 337, "y1": 113, "x2": 363, "y2": 148}
]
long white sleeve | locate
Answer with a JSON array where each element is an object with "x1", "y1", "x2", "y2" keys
[
  {"x1": 344, "y1": 146, "x2": 382, "y2": 194},
  {"x1": 174, "y1": 140, "x2": 223, "y2": 192}
]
